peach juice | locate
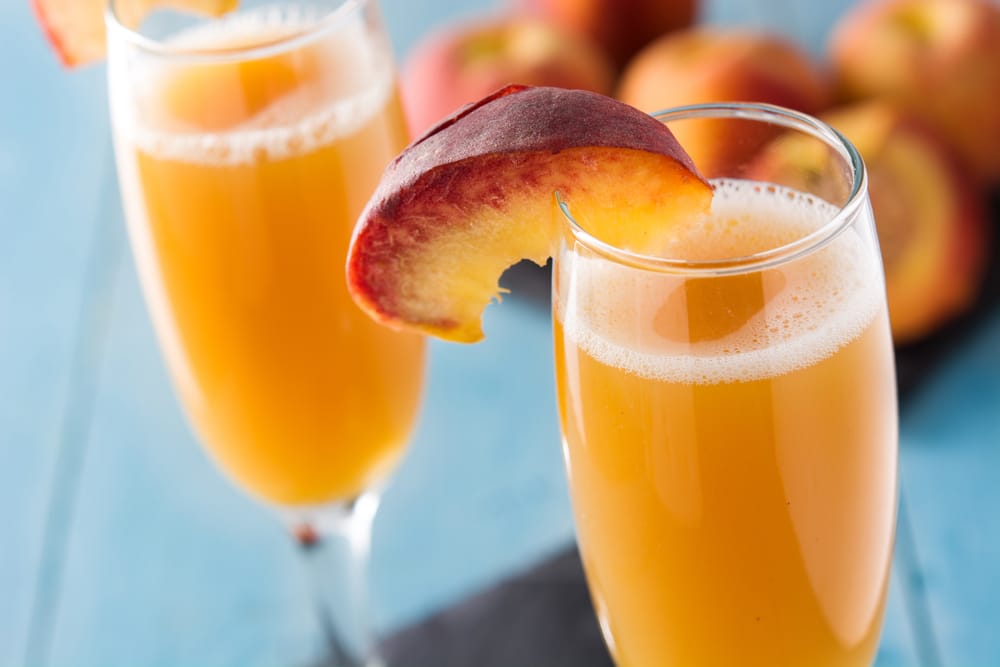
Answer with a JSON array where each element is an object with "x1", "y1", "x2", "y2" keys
[
  {"x1": 554, "y1": 180, "x2": 897, "y2": 667},
  {"x1": 111, "y1": 8, "x2": 425, "y2": 506}
]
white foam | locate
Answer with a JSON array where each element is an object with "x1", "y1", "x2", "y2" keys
[
  {"x1": 111, "y1": 4, "x2": 395, "y2": 165},
  {"x1": 557, "y1": 180, "x2": 883, "y2": 385}
]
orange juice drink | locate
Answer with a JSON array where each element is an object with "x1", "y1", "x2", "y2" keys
[
  {"x1": 110, "y1": 8, "x2": 425, "y2": 506},
  {"x1": 554, "y1": 180, "x2": 898, "y2": 667}
]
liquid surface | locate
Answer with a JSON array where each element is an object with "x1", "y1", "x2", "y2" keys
[
  {"x1": 116, "y1": 5, "x2": 396, "y2": 164},
  {"x1": 112, "y1": 7, "x2": 425, "y2": 506},
  {"x1": 555, "y1": 181, "x2": 897, "y2": 667},
  {"x1": 558, "y1": 180, "x2": 882, "y2": 385}
]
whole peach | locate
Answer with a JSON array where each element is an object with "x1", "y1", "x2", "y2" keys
[
  {"x1": 401, "y1": 15, "x2": 614, "y2": 138},
  {"x1": 516, "y1": 0, "x2": 699, "y2": 70},
  {"x1": 829, "y1": 0, "x2": 1000, "y2": 183},
  {"x1": 617, "y1": 27, "x2": 833, "y2": 177}
]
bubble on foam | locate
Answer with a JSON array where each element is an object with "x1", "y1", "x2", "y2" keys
[
  {"x1": 557, "y1": 179, "x2": 883, "y2": 385},
  {"x1": 114, "y1": 4, "x2": 395, "y2": 166}
]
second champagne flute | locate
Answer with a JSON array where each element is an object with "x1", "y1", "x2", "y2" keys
[{"x1": 106, "y1": 0, "x2": 425, "y2": 664}]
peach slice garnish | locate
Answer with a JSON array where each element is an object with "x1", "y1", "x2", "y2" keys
[
  {"x1": 347, "y1": 85, "x2": 713, "y2": 343},
  {"x1": 33, "y1": 0, "x2": 238, "y2": 67}
]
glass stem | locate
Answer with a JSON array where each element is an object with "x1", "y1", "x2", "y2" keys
[{"x1": 292, "y1": 492, "x2": 383, "y2": 667}]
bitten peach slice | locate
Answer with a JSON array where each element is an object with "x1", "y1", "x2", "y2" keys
[
  {"x1": 347, "y1": 85, "x2": 713, "y2": 343},
  {"x1": 33, "y1": 0, "x2": 237, "y2": 67}
]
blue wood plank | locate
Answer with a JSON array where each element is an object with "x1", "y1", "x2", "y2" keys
[
  {"x1": 372, "y1": 295, "x2": 573, "y2": 631},
  {"x1": 18, "y1": 162, "x2": 126, "y2": 667},
  {"x1": 0, "y1": 3, "x2": 119, "y2": 665},
  {"x1": 876, "y1": 567, "x2": 921, "y2": 667},
  {"x1": 46, "y1": 245, "x2": 324, "y2": 667},
  {"x1": 897, "y1": 311, "x2": 1000, "y2": 667}
]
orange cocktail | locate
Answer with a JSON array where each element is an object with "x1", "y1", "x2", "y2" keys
[
  {"x1": 553, "y1": 107, "x2": 898, "y2": 667},
  {"x1": 110, "y1": 6, "x2": 425, "y2": 507},
  {"x1": 333, "y1": 86, "x2": 898, "y2": 666}
]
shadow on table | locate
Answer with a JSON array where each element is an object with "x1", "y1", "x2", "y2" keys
[{"x1": 383, "y1": 549, "x2": 612, "y2": 667}]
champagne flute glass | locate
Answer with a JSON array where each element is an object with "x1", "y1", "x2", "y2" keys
[
  {"x1": 553, "y1": 103, "x2": 898, "y2": 667},
  {"x1": 106, "y1": 1, "x2": 425, "y2": 664}
]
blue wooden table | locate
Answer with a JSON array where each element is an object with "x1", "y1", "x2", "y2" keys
[{"x1": 2, "y1": 0, "x2": 997, "y2": 665}]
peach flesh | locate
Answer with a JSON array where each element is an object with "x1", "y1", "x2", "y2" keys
[{"x1": 347, "y1": 85, "x2": 712, "y2": 342}]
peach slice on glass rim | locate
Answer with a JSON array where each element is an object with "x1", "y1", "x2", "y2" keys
[
  {"x1": 32, "y1": 0, "x2": 238, "y2": 67},
  {"x1": 347, "y1": 85, "x2": 713, "y2": 343}
]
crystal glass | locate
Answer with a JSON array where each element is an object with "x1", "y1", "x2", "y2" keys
[
  {"x1": 553, "y1": 103, "x2": 898, "y2": 667},
  {"x1": 106, "y1": 1, "x2": 425, "y2": 663}
]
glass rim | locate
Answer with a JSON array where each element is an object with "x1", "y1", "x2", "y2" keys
[
  {"x1": 104, "y1": 0, "x2": 367, "y2": 63},
  {"x1": 556, "y1": 102, "x2": 868, "y2": 276}
]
